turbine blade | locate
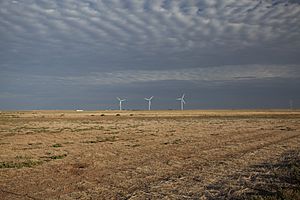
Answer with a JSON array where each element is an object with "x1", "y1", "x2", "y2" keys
[
  {"x1": 182, "y1": 94, "x2": 185, "y2": 98},
  {"x1": 182, "y1": 99, "x2": 186, "y2": 104},
  {"x1": 150, "y1": 96, "x2": 154, "y2": 100},
  {"x1": 117, "y1": 97, "x2": 121, "y2": 101}
]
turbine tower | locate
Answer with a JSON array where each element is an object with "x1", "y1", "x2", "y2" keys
[
  {"x1": 117, "y1": 97, "x2": 126, "y2": 111},
  {"x1": 176, "y1": 94, "x2": 186, "y2": 110},
  {"x1": 144, "y1": 96, "x2": 154, "y2": 110}
]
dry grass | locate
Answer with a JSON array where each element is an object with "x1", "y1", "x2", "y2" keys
[
  {"x1": 204, "y1": 150, "x2": 300, "y2": 199},
  {"x1": 0, "y1": 110, "x2": 299, "y2": 199}
]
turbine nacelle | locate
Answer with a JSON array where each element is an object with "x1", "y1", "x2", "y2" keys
[
  {"x1": 176, "y1": 94, "x2": 186, "y2": 103},
  {"x1": 176, "y1": 98, "x2": 186, "y2": 103},
  {"x1": 117, "y1": 97, "x2": 126, "y2": 102},
  {"x1": 144, "y1": 96, "x2": 154, "y2": 101}
]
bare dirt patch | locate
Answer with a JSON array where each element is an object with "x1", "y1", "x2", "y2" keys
[{"x1": 0, "y1": 110, "x2": 299, "y2": 199}]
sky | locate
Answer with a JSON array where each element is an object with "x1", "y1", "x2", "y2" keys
[{"x1": 1, "y1": 0, "x2": 300, "y2": 110}]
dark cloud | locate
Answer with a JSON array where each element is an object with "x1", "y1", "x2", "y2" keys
[{"x1": 0, "y1": 0, "x2": 300, "y2": 109}]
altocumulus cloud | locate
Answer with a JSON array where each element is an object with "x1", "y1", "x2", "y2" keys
[
  {"x1": 0, "y1": 0, "x2": 300, "y2": 109},
  {"x1": 1, "y1": 0, "x2": 300, "y2": 69}
]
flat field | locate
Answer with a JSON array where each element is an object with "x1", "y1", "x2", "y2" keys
[{"x1": 0, "y1": 110, "x2": 300, "y2": 199}]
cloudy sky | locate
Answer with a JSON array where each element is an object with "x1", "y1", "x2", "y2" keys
[{"x1": 1, "y1": 0, "x2": 300, "y2": 110}]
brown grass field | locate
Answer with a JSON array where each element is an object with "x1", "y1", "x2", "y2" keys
[{"x1": 0, "y1": 110, "x2": 300, "y2": 199}]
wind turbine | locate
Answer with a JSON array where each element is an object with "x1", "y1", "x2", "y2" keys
[
  {"x1": 117, "y1": 97, "x2": 126, "y2": 111},
  {"x1": 144, "y1": 96, "x2": 154, "y2": 110},
  {"x1": 176, "y1": 94, "x2": 186, "y2": 110}
]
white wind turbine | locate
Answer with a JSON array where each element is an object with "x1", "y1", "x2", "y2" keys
[
  {"x1": 176, "y1": 94, "x2": 186, "y2": 110},
  {"x1": 144, "y1": 96, "x2": 154, "y2": 110},
  {"x1": 117, "y1": 97, "x2": 126, "y2": 111}
]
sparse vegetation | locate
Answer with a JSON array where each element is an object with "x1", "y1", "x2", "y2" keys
[
  {"x1": 48, "y1": 154, "x2": 67, "y2": 160},
  {"x1": 63, "y1": 141, "x2": 74, "y2": 145},
  {"x1": 15, "y1": 155, "x2": 32, "y2": 160},
  {"x1": 0, "y1": 160, "x2": 42, "y2": 169},
  {"x1": 130, "y1": 144, "x2": 140, "y2": 148},
  {"x1": 82, "y1": 136, "x2": 117, "y2": 144},
  {"x1": 82, "y1": 140, "x2": 98, "y2": 144},
  {"x1": 51, "y1": 143, "x2": 62, "y2": 148}
]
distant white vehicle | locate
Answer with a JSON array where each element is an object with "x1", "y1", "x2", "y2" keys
[
  {"x1": 176, "y1": 94, "x2": 186, "y2": 110},
  {"x1": 144, "y1": 96, "x2": 154, "y2": 110},
  {"x1": 76, "y1": 110, "x2": 84, "y2": 112},
  {"x1": 117, "y1": 97, "x2": 126, "y2": 110}
]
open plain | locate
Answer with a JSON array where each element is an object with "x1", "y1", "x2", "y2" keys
[{"x1": 0, "y1": 110, "x2": 300, "y2": 199}]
